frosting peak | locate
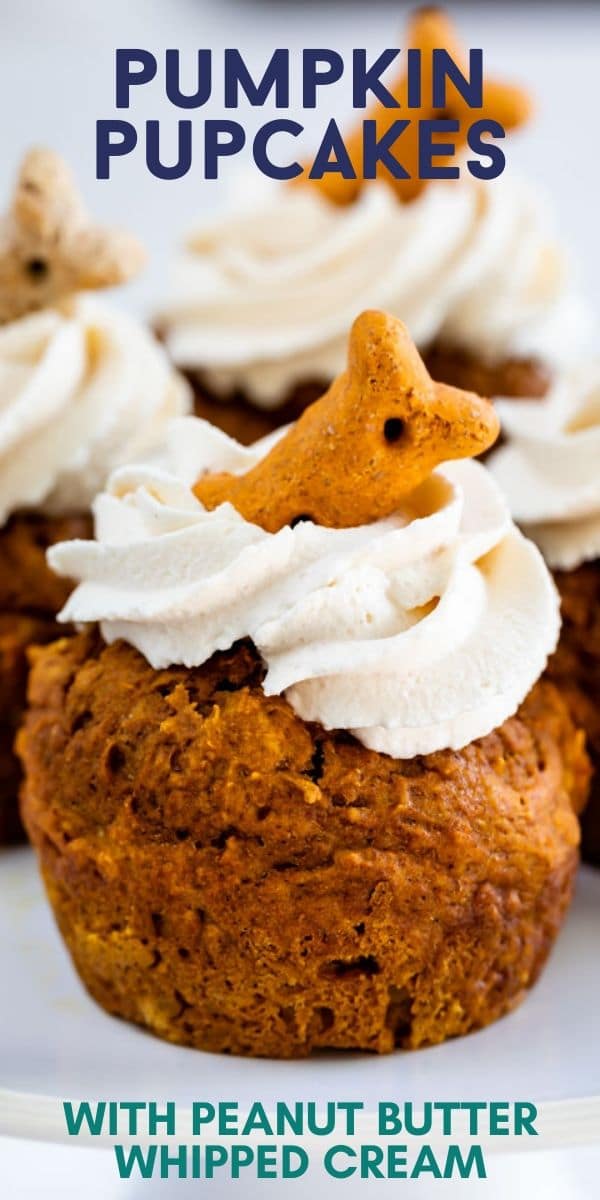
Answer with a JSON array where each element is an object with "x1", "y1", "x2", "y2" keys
[
  {"x1": 49, "y1": 417, "x2": 559, "y2": 759},
  {"x1": 0, "y1": 297, "x2": 191, "y2": 524},
  {"x1": 489, "y1": 364, "x2": 600, "y2": 570},
  {"x1": 160, "y1": 175, "x2": 591, "y2": 408}
]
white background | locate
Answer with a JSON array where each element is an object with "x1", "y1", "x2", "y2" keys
[{"x1": 1, "y1": 2, "x2": 599, "y2": 1196}]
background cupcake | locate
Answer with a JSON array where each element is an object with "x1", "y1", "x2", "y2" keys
[
  {"x1": 19, "y1": 312, "x2": 588, "y2": 1056},
  {"x1": 0, "y1": 147, "x2": 191, "y2": 842},
  {"x1": 158, "y1": 8, "x2": 592, "y2": 443},
  {"x1": 490, "y1": 366, "x2": 600, "y2": 863}
]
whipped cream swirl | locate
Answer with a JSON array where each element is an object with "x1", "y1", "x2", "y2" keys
[
  {"x1": 49, "y1": 417, "x2": 559, "y2": 758},
  {"x1": 160, "y1": 176, "x2": 590, "y2": 407},
  {"x1": 0, "y1": 297, "x2": 191, "y2": 525},
  {"x1": 490, "y1": 364, "x2": 600, "y2": 571}
]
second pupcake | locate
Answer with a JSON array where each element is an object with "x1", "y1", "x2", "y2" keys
[
  {"x1": 158, "y1": 8, "x2": 591, "y2": 442},
  {"x1": 0, "y1": 148, "x2": 191, "y2": 841}
]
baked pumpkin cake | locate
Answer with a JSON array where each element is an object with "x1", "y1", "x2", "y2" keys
[
  {"x1": 158, "y1": 8, "x2": 591, "y2": 443},
  {"x1": 19, "y1": 312, "x2": 589, "y2": 1057},
  {"x1": 0, "y1": 148, "x2": 190, "y2": 842},
  {"x1": 490, "y1": 368, "x2": 600, "y2": 863}
]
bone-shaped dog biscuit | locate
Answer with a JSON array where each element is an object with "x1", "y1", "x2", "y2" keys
[{"x1": 193, "y1": 310, "x2": 500, "y2": 530}]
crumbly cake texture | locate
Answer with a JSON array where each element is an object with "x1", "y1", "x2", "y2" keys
[
  {"x1": 0, "y1": 511, "x2": 90, "y2": 843},
  {"x1": 190, "y1": 346, "x2": 551, "y2": 446},
  {"x1": 19, "y1": 632, "x2": 589, "y2": 1057},
  {"x1": 548, "y1": 561, "x2": 600, "y2": 864}
]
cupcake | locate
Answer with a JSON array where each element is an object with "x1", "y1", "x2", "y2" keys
[
  {"x1": 489, "y1": 367, "x2": 600, "y2": 863},
  {"x1": 158, "y1": 7, "x2": 591, "y2": 443},
  {"x1": 18, "y1": 312, "x2": 589, "y2": 1057},
  {"x1": 0, "y1": 148, "x2": 191, "y2": 843}
]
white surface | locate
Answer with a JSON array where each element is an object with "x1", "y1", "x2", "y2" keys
[
  {"x1": 0, "y1": 0, "x2": 598, "y2": 320},
  {"x1": 1, "y1": 1137, "x2": 600, "y2": 1200},
  {"x1": 0, "y1": 847, "x2": 598, "y2": 1140},
  {"x1": 2, "y1": 1137, "x2": 600, "y2": 1200}
]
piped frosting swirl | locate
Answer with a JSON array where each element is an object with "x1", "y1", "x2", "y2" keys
[
  {"x1": 160, "y1": 177, "x2": 590, "y2": 408},
  {"x1": 49, "y1": 417, "x2": 559, "y2": 758},
  {"x1": 490, "y1": 364, "x2": 600, "y2": 571}
]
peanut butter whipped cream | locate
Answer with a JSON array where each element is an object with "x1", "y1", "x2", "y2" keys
[
  {"x1": 490, "y1": 364, "x2": 600, "y2": 571},
  {"x1": 159, "y1": 176, "x2": 590, "y2": 407},
  {"x1": 0, "y1": 297, "x2": 191, "y2": 525},
  {"x1": 49, "y1": 417, "x2": 559, "y2": 758}
]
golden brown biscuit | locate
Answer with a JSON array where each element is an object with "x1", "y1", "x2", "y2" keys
[
  {"x1": 0, "y1": 148, "x2": 145, "y2": 324},
  {"x1": 193, "y1": 310, "x2": 499, "y2": 530},
  {"x1": 19, "y1": 633, "x2": 589, "y2": 1057},
  {"x1": 301, "y1": 7, "x2": 532, "y2": 205}
]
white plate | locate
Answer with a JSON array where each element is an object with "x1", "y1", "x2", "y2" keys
[{"x1": 1, "y1": 847, "x2": 599, "y2": 1149}]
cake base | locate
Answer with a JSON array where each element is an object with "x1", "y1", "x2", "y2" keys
[
  {"x1": 19, "y1": 633, "x2": 589, "y2": 1058},
  {"x1": 190, "y1": 347, "x2": 551, "y2": 445},
  {"x1": 423, "y1": 345, "x2": 551, "y2": 403},
  {"x1": 548, "y1": 560, "x2": 600, "y2": 865},
  {"x1": 0, "y1": 511, "x2": 91, "y2": 844}
]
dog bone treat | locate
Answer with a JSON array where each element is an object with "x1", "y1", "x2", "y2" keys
[
  {"x1": 193, "y1": 310, "x2": 499, "y2": 531},
  {"x1": 490, "y1": 366, "x2": 600, "y2": 863},
  {"x1": 0, "y1": 148, "x2": 146, "y2": 325},
  {"x1": 303, "y1": 6, "x2": 532, "y2": 206},
  {"x1": 0, "y1": 148, "x2": 190, "y2": 844}
]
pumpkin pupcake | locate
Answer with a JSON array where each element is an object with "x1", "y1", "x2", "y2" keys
[
  {"x1": 0, "y1": 148, "x2": 191, "y2": 843},
  {"x1": 19, "y1": 312, "x2": 589, "y2": 1056},
  {"x1": 158, "y1": 8, "x2": 591, "y2": 443},
  {"x1": 490, "y1": 368, "x2": 600, "y2": 863}
]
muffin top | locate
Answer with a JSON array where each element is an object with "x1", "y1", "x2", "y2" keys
[
  {"x1": 0, "y1": 148, "x2": 191, "y2": 524},
  {"x1": 49, "y1": 311, "x2": 560, "y2": 758},
  {"x1": 489, "y1": 363, "x2": 600, "y2": 571}
]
